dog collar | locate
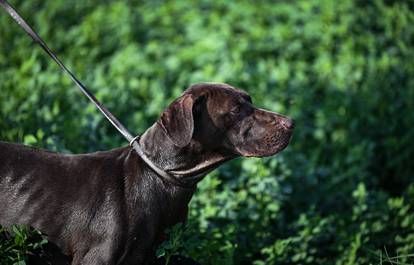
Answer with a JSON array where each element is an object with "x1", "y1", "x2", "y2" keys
[{"x1": 129, "y1": 136, "x2": 206, "y2": 188}]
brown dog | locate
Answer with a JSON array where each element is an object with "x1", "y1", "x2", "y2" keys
[{"x1": 0, "y1": 83, "x2": 294, "y2": 264}]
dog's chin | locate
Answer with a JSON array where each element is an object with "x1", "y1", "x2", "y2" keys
[{"x1": 235, "y1": 132, "x2": 293, "y2": 158}]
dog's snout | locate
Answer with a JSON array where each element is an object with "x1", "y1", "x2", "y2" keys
[{"x1": 280, "y1": 117, "x2": 294, "y2": 130}]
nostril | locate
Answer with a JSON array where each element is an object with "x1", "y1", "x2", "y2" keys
[{"x1": 281, "y1": 117, "x2": 295, "y2": 130}]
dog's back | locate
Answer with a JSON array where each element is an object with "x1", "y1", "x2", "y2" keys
[
  {"x1": 0, "y1": 141, "x2": 129, "y2": 253},
  {"x1": 0, "y1": 141, "x2": 65, "y2": 225}
]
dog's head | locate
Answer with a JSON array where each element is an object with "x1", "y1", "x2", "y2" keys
[{"x1": 158, "y1": 83, "x2": 293, "y2": 158}]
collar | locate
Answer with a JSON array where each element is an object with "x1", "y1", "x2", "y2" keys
[{"x1": 129, "y1": 136, "x2": 207, "y2": 188}]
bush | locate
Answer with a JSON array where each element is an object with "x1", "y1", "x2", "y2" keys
[
  {"x1": 0, "y1": 225, "x2": 47, "y2": 264},
  {"x1": 1, "y1": 0, "x2": 413, "y2": 264}
]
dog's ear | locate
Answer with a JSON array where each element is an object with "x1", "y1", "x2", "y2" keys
[{"x1": 159, "y1": 94, "x2": 195, "y2": 147}]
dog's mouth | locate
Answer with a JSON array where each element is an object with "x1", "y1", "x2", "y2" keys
[
  {"x1": 225, "y1": 107, "x2": 294, "y2": 157},
  {"x1": 234, "y1": 127, "x2": 293, "y2": 158}
]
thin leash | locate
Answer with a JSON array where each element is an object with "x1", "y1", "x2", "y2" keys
[{"x1": 0, "y1": 0, "x2": 201, "y2": 188}]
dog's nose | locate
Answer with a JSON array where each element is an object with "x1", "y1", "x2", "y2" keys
[{"x1": 281, "y1": 117, "x2": 295, "y2": 130}]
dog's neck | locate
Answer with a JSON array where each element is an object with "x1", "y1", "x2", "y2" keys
[{"x1": 138, "y1": 123, "x2": 235, "y2": 186}]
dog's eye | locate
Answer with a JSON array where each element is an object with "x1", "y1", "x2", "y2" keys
[{"x1": 230, "y1": 105, "x2": 241, "y2": 115}]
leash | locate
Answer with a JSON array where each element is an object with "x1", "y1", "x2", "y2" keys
[{"x1": 0, "y1": 0, "x2": 201, "y2": 188}]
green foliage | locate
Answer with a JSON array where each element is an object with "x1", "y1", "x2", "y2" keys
[
  {"x1": 0, "y1": 225, "x2": 48, "y2": 264},
  {"x1": 1, "y1": 0, "x2": 414, "y2": 264},
  {"x1": 156, "y1": 223, "x2": 187, "y2": 265}
]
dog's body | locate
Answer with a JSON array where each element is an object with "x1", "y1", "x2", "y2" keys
[
  {"x1": 0, "y1": 83, "x2": 294, "y2": 264},
  {"x1": 0, "y1": 142, "x2": 192, "y2": 264}
]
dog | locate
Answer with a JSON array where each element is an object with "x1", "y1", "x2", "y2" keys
[{"x1": 0, "y1": 82, "x2": 294, "y2": 264}]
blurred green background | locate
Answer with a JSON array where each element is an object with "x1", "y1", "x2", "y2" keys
[{"x1": 1, "y1": 0, "x2": 414, "y2": 264}]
